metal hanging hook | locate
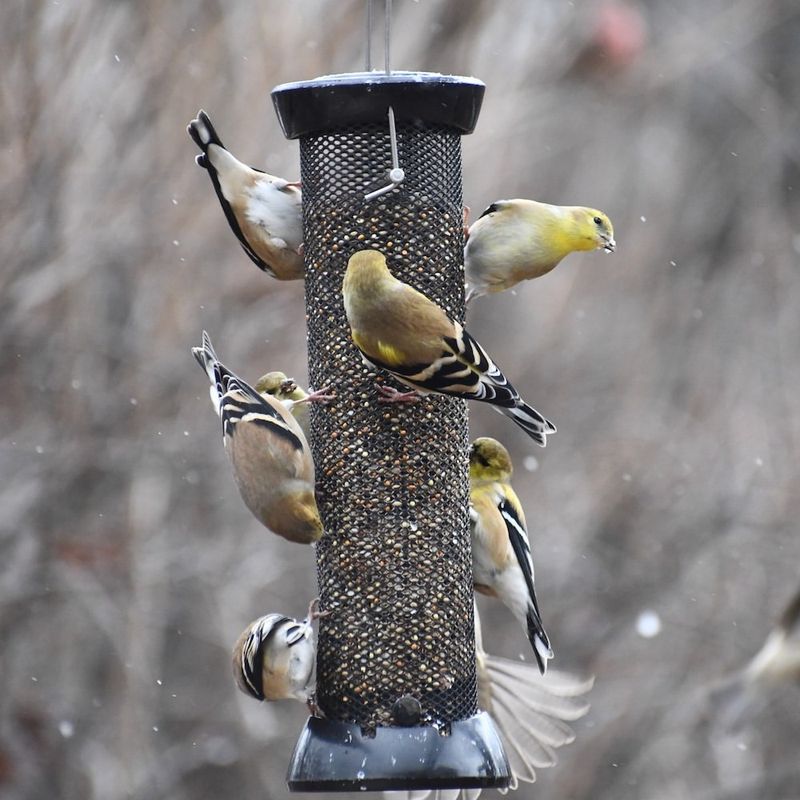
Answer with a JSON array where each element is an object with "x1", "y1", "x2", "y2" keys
[
  {"x1": 363, "y1": 0, "x2": 403, "y2": 202},
  {"x1": 364, "y1": 106, "x2": 405, "y2": 202}
]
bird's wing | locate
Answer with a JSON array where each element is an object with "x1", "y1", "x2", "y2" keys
[
  {"x1": 475, "y1": 603, "x2": 592, "y2": 788},
  {"x1": 499, "y1": 491, "x2": 551, "y2": 665},
  {"x1": 498, "y1": 493, "x2": 537, "y2": 608},
  {"x1": 361, "y1": 316, "x2": 523, "y2": 408},
  {"x1": 240, "y1": 613, "x2": 293, "y2": 700},
  {"x1": 219, "y1": 376, "x2": 305, "y2": 451},
  {"x1": 384, "y1": 790, "x2": 481, "y2": 800},
  {"x1": 193, "y1": 332, "x2": 304, "y2": 449}
]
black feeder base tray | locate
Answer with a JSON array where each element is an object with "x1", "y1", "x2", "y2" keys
[{"x1": 286, "y1": 712, "x2": 510, "y2": 792}]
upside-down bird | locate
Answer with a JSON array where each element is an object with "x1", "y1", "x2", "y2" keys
[
  {"x1": 232, "y1": 599, "x2": 328, "y2": 713},
  {"x1": 187, "y1": 110, "x2": 304, "y2": 280},
  {"x1": 192, "y1": 331, "x2": 322, "y2": 544}
]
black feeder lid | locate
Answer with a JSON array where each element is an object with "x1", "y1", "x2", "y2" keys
[{"x1": 272, "y1": 71, "x2": 485, "y2": 138}]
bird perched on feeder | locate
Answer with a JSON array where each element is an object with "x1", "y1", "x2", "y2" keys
[
  {"x1": 382, "y1": 604, "x2": 593, "y2": 800},
  {"x1": 342, "y1": 249, "x2": 557, "y2": 447},
  {"x1": 469, "y1": 437, "x2": 552, "y2": 673},
  {"x1": 232, "y1": 599, "x2": 328, "y2": 712},
  {"x1": 255, "y1": 371, "x2": 334, "y2": 438},
  {"x1": 192, "y1": 331, "x2": 323, "y2": 544},
  {"x1": 187, "y1": 110, "x2": 304, "y2": 280},
  {"x1": 464, "y1": 199, "x2": 615, "y2": 303}
]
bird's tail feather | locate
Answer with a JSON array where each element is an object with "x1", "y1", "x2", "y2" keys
[
  {"x1": 527, "y1": 606, "x2": 554, "y2": 674},
  {"x1": 191, "y1": 330, "x2": 219, "y2": 382},
  {"x1": 187, "y1": 109, "x2": 225, "y2": 168},
  {"x1": 502, "y1": 402, "x2": 557, "y2": 447}
]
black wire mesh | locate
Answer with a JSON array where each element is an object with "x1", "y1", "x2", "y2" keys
[{"x1": 302, "y1": 121, "x2": 477, "y2": 733}]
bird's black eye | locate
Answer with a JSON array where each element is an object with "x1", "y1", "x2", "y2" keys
[{"x1": 593, "y1": 216, "x2": 603, "y2": 225}]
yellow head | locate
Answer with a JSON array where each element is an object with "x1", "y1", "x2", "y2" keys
[
  {"x1": 344, "y1": 249, "x2": 391, "y2": 282},
  {"x1": 469, "y1": 437, "x2": 514, "y2": 483},
  {"x1": 567, "y1": 207, "x2": 615, "y2": 253},
  {"x1": 343, "y1": 249, "x2": 396, "y2": 314},
  {"x1": 255, "y1": 371, "x2": 306, "y2": 403}
]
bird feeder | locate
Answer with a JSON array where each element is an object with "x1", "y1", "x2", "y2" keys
[{"x1": 272, "y1": 69, "x2": 509, "y2": 792}]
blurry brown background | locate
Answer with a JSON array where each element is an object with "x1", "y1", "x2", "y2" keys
[{"x1": 2, "y1": 1, "x2": 799, "y2": 798}]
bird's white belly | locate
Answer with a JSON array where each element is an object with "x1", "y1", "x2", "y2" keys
[{"x1": 246, "y1": 182, "x2": 302, "y2": 249}]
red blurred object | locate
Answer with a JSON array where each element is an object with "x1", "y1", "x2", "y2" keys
[{"x1": 567, "y1": 1, "x2": 648, "y2": 78}]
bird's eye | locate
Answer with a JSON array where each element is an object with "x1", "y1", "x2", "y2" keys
[{"x1": 593, "y1": 216, "x2": 603, "y2": 225}]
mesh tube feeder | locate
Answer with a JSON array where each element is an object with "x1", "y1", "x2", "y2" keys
[{"x1": 272, "y1": 72, "x2": 510, "y2": 792}]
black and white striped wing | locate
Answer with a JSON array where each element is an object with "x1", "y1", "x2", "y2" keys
[
  {"x1": 499, "y1": 496, "x2": 552, "y2": 672},
  {"x1": 240, "y1": 613, "x2": 292, "y2": 700}
]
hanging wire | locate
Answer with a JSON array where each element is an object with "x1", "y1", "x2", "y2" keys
[
  {"x1": 365, "y1": 0, "x2": 392, "y2": 74},
  {"x1": 384, "y1": 0, "x2": 392, "y2": 75},
  {"x1": 364, "y1": 0, "x2": 404, "y2": 202},
  {"x1": 365, "y1": 0, "x2": 373, "y2": 71}
]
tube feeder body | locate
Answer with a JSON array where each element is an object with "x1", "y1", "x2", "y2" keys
[{"x1": 272, "y1": 72, "x2": 509, "y2": 792}]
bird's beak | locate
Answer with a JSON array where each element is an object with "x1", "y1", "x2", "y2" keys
[{"x1": 602, "y1": 236, "x2": 616, "y2": 253}]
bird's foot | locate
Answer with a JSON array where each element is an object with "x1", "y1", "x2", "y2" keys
[
  {"x1": 376, "y1": 384, "x2": 420, "y2": 404},
  {"x1": 303, "y1": 386, "x2": 336, "y2": 405},
  {"x1": 462, "y1": 205, "x2": 471, "y2": 239},
  {"x1": 307, "y1": 597, "x2": 333, "y2": 621},
  {"x1": 307, "y1": 693, "x2": 327, "y2": 719}
]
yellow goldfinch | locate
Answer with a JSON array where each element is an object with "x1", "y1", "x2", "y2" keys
[
  {"x1": 254, "y1": 371, "x2": 334, "y2": 438},
  {"x1": 381, "y1": 605, "x2": 593, "y2": 800},
  {"x1": 464, "y1": 199, "x2": 615, "y2": 302},
  {"x1": 469, "y1": 437, "x2": 552, "y2": 673},
  {"x1": 232, "y1": 599, "x2": 326, "y2": 709},
  {"x1": 192, "y1": 332, "x2": 322, "y2": 544},
  {"x1": 343, "y1": 249, "x2": 557, "y2": 447},
  {"x1": 187, "y1": 110, "x2": 303, "y2": 280}
]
